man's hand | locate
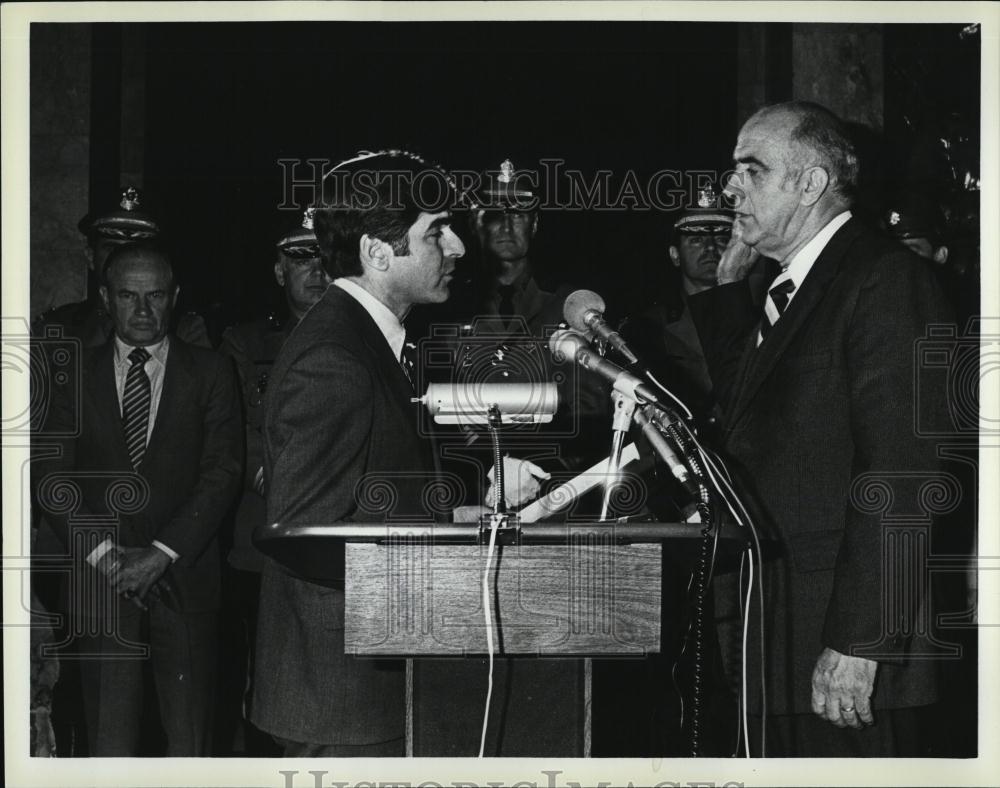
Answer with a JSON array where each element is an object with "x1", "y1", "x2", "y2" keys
[
  {"x1": 810, "y1": 647, "x2": 877, "y2": 729},
  {"x1": 485, "y1": 456, "x2": 551, "y2": 509},
  {"x1": 716, "y1": 232, "x2": 761, "y2": 285},
  {"x1": 111, "y1": 546, "x2": 171, "y2": 605}
]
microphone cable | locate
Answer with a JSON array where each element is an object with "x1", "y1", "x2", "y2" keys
[
  {"x1": 645, "y1": 369, "x2": 695, "y2": 421},
  {"x1": 478, "y1": 404, "x2": 504, "y2": 758},
  {"x1": 478, "y1": 511, "x2": 501, "y2": 758},
  {"x1": 669, "y1": 415, "x2": 767, "y2": 757}
]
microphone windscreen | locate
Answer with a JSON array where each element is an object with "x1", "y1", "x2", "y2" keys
[
  {"x1": 562, "y1": 289, "x2": 606, "y2": 333},
  {"x1": 548, "y1": 328, "x2": 589, "y2": 362}
]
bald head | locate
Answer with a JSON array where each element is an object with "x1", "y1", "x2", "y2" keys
[
  {"x1": 749, "y1": 101, "x2": 858, "y2": 204},
  {"x1": 103, "y1": 242, "x2": 175, "y2": 289},
  {"x1": 726, "y1": 101, "x2": 858, "y2": 263},
  {"x1": 100, "y1": 243, "x2": 179, "y2": 347}
]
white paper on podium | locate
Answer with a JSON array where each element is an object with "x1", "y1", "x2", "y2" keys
[{"x1": 517, "y1": 442, "x2": 641, "y2": 523}]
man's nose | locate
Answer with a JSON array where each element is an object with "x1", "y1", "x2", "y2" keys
[
  {"x1": 723, "y1": 171, "x2": 744, "y2": 202},
  {"x1": 445, "y1": 229, "x2": 465, "y2": 259}
]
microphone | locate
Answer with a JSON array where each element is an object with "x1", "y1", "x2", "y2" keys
[
  {"x1": 414, "y1": 382, "x2": 559, "y2": 426},
  {"x1": 563, "y1": 289, "x2": 639, "y2": 365},
  {"x1": 632, "y1": 407, "x2": 700, "y2": 498},
  {"x1": 548, "y1": 329, "x2": 663, "y2": 408}
]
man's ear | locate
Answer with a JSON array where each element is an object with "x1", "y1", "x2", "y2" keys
[
  {"x1": 274, "y1": 258, "x2": 286, "y2": 287},
  {"x1": 933, "y1": 245, "x2": 950, "y2": 265},
  {"x1": 99, "y1": 284, "x2": 110, "y2": 312},
  {"x1": 84, "y1": 245, "x2": 95, "y2": 271},
  {"x1": 530, "y1": 213, "x2": 539, "y2": 237},
  {"x1": 668, "y1": 246, "x2": 681, "y2": 268},
  {"x1": 359, "y1": 234, "x2": 391, "y2": 272},
  {"x1": 800, "y1": 166, "x2": 831, "y2": 206},
  {"x1": 171, "y1": 285, "x2": 181, "y2": 308}
]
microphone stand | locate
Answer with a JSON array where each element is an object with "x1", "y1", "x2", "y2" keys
[
  {"x1": 481, "y1": 403, "x2": 519, "y2": 544},
  {"x1": 599, "y1": 390, "x2": 637, "y2": 521}
]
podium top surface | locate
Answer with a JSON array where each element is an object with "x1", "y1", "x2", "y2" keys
[{"x1": 256, "y1": 518, "x2": 735, "y2": 544}]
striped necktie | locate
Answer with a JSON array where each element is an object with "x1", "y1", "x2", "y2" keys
[
  {"x1": 122, "y1": 347, "x2": 152, "y2": 469},
  {"x1": 758, "y1": 277, "x2": 797, "y2": 345}
]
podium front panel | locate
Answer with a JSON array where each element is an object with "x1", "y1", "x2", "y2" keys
[{"x1": 344, "y1": 541, "x2": 661, "y2": 656}]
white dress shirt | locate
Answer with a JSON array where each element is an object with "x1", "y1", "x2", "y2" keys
[
  {"x1": 94, "y1": 334, "x2": 178, "y2": 563},
  {"x1": 758, "y1": 210, "x2": 852, "y2": 346},
  {"x1": 113, "y1": 335, "x2": 169, "y2": 445},
  {"x1": 773, "y1": 210, "x2": 852, "y2": 310},
  {"x1": 334, "y1": 277, "x2": 407, "y2": 360}
]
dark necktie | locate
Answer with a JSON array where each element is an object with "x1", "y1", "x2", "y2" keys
[
  {"x1": 122, "y1": 347, "x2": 152, "y2": 469},
  {"x1": 497, "y1": 284, "x2": 517, "y2": 318},
  {"x1": 400, "y1": 340, "x2": 416, "y2": 391},
  {"x1": 758, "y1": 278, "x2": 797, "y2": 345}
]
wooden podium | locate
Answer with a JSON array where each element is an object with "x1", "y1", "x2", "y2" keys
[{"x1": 258, "y1": 519, "x2": 723, "y2": 756}]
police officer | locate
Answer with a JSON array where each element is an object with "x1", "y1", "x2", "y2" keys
[
  {"x1": 623, "y1": 187, "x2": 774, "y2": 426},
  {"x1": 216, "y1": 209, "x2": 330, "y2": 754},
  {"x1": 883, "y1": 191, "x2": 950, "y2": 264},
  {"x1": 33, "y1": 186, "x2": 210, "y2": 348},
  {"x1": 471, "y1": 158, "x2": 560, "y2": 337}
]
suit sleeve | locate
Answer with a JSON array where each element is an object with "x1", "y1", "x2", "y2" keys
[
  {"x1": 263, "y1": 341, "x2": 375, "y2": 528},
  {"x1": 687, "y1": 280, "x2": 758, "y2": 415},
  {"x1": 821, "y1": 252, "x2": 954, "y2": 657},
  {"x1": 218, "y1": 327, "x2": 261, "y2": 492},
  {"x1": 158, "y1": 353, "x2": 243, "y2": 564}
]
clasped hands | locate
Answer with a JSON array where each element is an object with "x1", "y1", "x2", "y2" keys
[{"x1": 96, "y1": 545, "x2": 171, "y2": 610}]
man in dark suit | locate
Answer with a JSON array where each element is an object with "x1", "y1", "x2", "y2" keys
[
  {"x1": 688, "y1": 101, "x2": 953, "y2": 756},
  {"x1": 36, "y1": 243, "x2": 242, "y2": 755},
  {"x1": 215, "y1": 210, "x2": 328, "y2": 755},
  {"x1": 251, "y1": 151, "x2": 466, "y2": 756}
]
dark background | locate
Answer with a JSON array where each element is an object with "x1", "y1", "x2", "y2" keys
[
  {"x1": 111, "y1": 22, "x2": 740, "y2": 324},
  {"x1": 57, "y1": 21, "x2": 983, "y2": 330}
]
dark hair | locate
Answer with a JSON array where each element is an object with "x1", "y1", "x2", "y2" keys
[
  {"x1": 102, "y1": 241, "x2": 175, "y2": 288},
  {"x1": 760, "y1": 101, "x2": 860, "y2": 203},
  {"x1": 313, "y1": 150, "x2": 458, "y2": 279}
]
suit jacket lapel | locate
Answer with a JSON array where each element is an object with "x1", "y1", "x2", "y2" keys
[
  {"x1": 144, "y1": 338, "x2": 191, "y2": 460},
  {"x1": 333, "y1": 287, "x2": 416, "y2": 407},
  {"x1": 92, "y1": 340, "x2": 131, "y2": 464},
  {"x1": 728, "y1": 218, "x2": 864, "y2": 428}
]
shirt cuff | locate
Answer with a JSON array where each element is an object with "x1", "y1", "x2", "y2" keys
[
  {"x1": 85, "y1": 537, "x2": 117, "y2": 568},
  {"x1": 152, "y1": 540, "x2": 179, "y2": 562}
]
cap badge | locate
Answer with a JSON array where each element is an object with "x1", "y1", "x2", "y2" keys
[
  {"x1": 889, "y1": 211, "x2": 901, "y2": 226},
  {"x1": 498, "y1": 159, "x2": 515, "y2": 184},
  {"x1": 120, "y1": 187, "x2": 141, "y2": 212},
  {"x1": 302, "y1": 207, "x2": 315, "y2": 231},
  {"x1": 697, "y1": 188, "x2": 716, "y2": 209}
]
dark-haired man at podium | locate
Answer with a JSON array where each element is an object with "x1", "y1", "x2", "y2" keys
[{"x1": 251, "y1": 151, "x2": 466, "y2": 757}]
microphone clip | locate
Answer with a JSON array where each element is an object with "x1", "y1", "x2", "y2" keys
[{"x1": 478, "y1": 511, "x2": 521, "y2": 546}]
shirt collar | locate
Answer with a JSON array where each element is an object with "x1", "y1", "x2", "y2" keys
[
  {"x1": 779, "y1": 210, "x2": 852, "y2": 290},
  {"x1": 113, "y1": 334, "x2": 169, "y2": 367},
  {"x1": 333, "y1": 277, "x2": 407, "y2": 359}
]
